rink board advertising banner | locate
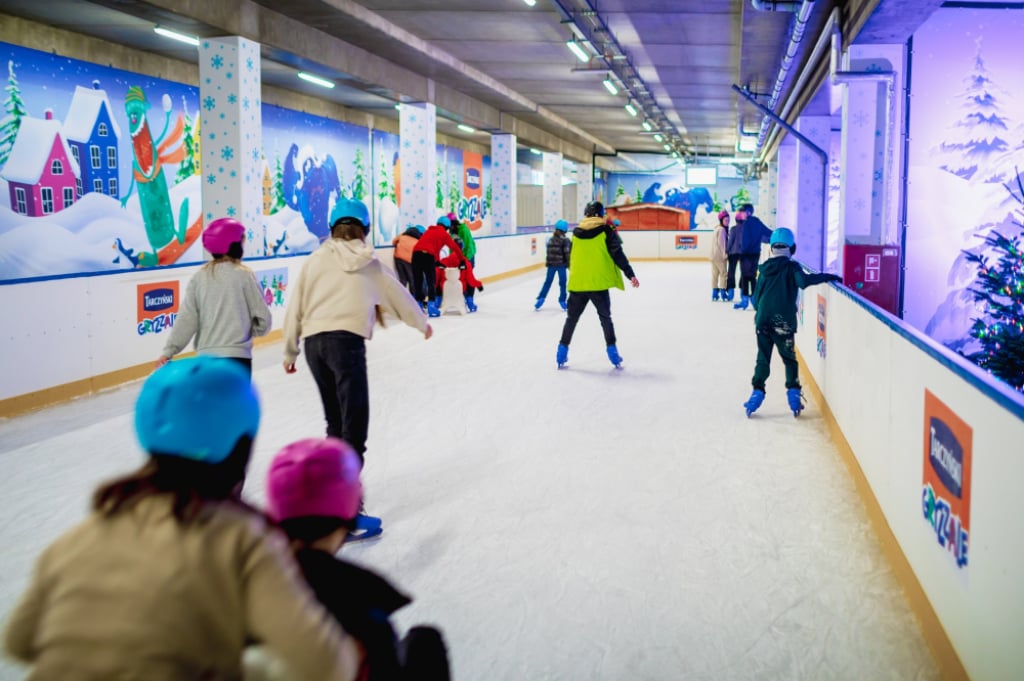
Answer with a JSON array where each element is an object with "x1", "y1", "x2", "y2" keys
[
  {"x1": 675, "y1": 234, "x2": 697, "y2": 250},
  {"x1": 816, "y1": 295, "x2": 827, "y2": 358},
  {"x1": 921, "y1": 389, "x2": 972, "y2": 570},
  {"x1": 137, "y1": 281, "x2": 179, "y2": 336}
]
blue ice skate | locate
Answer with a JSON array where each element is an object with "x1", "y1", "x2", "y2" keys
[
  {"x1": 744, "y1": 389, "x2": 766, "y2": 417},
  {"x1": 733, "y1": 294, "x2": 750, "y2": 310},
  {"x1": 606, "y1": 345, "x2": 623, "y2": 369},
  {"x1": 349, "y1": 512, "x2": 383, "y2": 542},
  {"x1": 466, "y1": 296, "x2": 478, "y2": 313},
  {"x1": 556, "y1": 343, "x2": 569, "y2": 369},
  {"x1": 787, "y1": 388, "x2": 805, "y2": 417},
  {"x1": 427, "y1": 298, "x2": 441, "y2": 318}
]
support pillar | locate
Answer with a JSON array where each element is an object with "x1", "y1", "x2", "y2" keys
[
  {"x1": 542, "y1": 151, "x2": 562, "y2": 225},
  {"x1": 575, "y1": 161, "x2": 592, "y2": 222},
  {"x1": 399, "y1": 102, "x2": 437, "y2": 227},
  {"x1": 490, "y1": 134, "x2": 516, "y2": 234},
  {"x1": 793, "y1": 115, "x2": 831, "y2": 272}
]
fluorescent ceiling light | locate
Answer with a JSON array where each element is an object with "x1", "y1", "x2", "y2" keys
[
  {"x1": 297, "y1": 72, "x2": 336, "y2": 89},
  {"x1": 671, "y1": 151, "x2": 680, "y2": 158},
  {"x1": 641, "y1": 120, "x2": 652, "y2": 132},
  {"x1": 624, "y1": 102, "x2": 637, "y2": 117},
  {"x1": 566, "y1": 39, "x2": 589, "y2": 62},
  {"x1": 457, "y1": 124, "x2": 476, "y2": 133},
  {"x1": 153, "y1": 27, "x2": 199, "y2": 47},
  {"x1": 663, "y1": 144, "x2": 671, "y2": 151},
  {"x1": 394, "y1": 103, "x2": 401, "y2": 110},
  {"x1": 653, "y1": 133, "x2": 664, "y2": 143},
  {"x1": 737, "y1": 136, "x2": 757, "y2": 152},
  {"x1": 602, "y1": 78, "x2": 618, "y2": 96},
  {"x1": 529, "y1": 148, "x2": 542, "y2": 155},
  {"x1": 523, "y1": 0, "x2": 537, "y2": 5}
]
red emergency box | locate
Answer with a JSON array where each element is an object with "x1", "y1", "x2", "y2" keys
[{"x1": 842, "y1": 244, "x2": 901, "y2": 316}]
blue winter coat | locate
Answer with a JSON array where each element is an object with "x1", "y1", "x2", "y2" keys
[{"x1": 739, "y1": 215, "x2": 772, "y2": 255}]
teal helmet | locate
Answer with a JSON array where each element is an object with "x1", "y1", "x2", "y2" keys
[
  {"x1": 135, "y1": 357, "x2": 260, "y2": 463},
  {"x1": 770, "y1": 227, "x2": 795, "y2": 248},
  {"x1": 330, "y1": 199, "x2": 371, "y2": 234},
  {"x1": 554, "y1": 219, "x2": 569, "y2": 232},
  {"x1": 437, "y1": 216, "x2": 451, "y2": 228}
]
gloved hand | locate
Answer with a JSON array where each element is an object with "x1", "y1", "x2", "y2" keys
[
  {"x1": 829, "y1": 274, "x2": 843, "y2": 283},
  {"x1": 477, "y1": 285, "x2": 484, "y2": 292}
]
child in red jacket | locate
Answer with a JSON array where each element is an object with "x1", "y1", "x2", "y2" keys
[
  {"x1": 435, "y1": 240, "x2": 483, "y2": 312},
  {"x1": 411, "y1": 216, "x2": 464, "y2": 317}
]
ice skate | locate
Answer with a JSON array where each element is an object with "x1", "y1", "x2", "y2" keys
[
  {"x1": 426, "y1": 298, "x2": 441, "y2": 318},
  {"x1": 733, "y1": 294, "x2": 750, "y2": 310},
  {"x1": 744, "y1": 389, "x2": 766, "y2": 417},
  {"x1": 787, "y1": 388, "x2": 805, "y2": 417},
  {"x1": 556, "y1": 343, "x2": 569, "y2": 369},
  {"x1": 349, "y1": 512, "x2": 383, "y2": 542},
  {"x1": 712, "y1": 289, "x2": 720, "y2": 301},
  {"x1": 606, "y1": 345, "x2": 623, "y2": 369},
  {"x1": 559, "y1": 301, "x2": 567, "y2": 311},
  {"x1": 465, "y1": 296, "x2": 478, "y2": 313},
  {"x1": 534, "y1": 298, "x2": 544, "y2": 310}
]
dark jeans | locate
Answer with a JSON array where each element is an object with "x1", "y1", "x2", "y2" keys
[
  {"x1": 304, "y1": 331, "x2": 369, "y2": 461},
  {"x1": 726, "y1": 254, "x2": 741, "y2": 290},
  {"x1": 537, "y1": 265, "x2": 567, "y2": 303},
  {"x1": 559, "y1": 290, "x2": 616, "y2": 347},
  {"x1": 394, "y1": 259, "x2": 414, "y2": 294},
  {"x1": 412, "y1": 251, "x2": 437, "y2": 303},
  {"x1": 752, "y1": 320, "x2": 800, "y2": 391},
  {"x1": 227, "y1": 357, "x2": 252, "y2": 377},
  {"x1": 739, "y1": 254, "x2": 759, "y2": 297}
]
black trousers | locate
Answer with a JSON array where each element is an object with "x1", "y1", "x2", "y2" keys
[
  {"x1": 394, "y1": 259, "x2": 415, "y2": 293},
  {"x1": 304, "y1": 331, "x2": 369, "y2": 461},
  {"x1": 752, "y1": 320, "x2": 800, "y2": 391},
  {"x1": 739, "y1": 254, "x2": 759, "y2": 297},
  {"x1": 411, "y1": 251, "x2": 437, "y2": 303},
  {"x1": 559, "y1": 290, "x2": 616, "y2": 347},
  {"x1": 726, "y1": 254, "x2": 741, "y2": 290}
]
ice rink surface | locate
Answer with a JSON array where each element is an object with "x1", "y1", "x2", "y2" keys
[{"x1": 0, "y1": 261, "x2": 939, "y2": 680}]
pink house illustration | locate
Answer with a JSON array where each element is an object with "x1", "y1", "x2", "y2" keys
[{"x1": 2, "y1": 110, "x2": 81, "y2": 217}]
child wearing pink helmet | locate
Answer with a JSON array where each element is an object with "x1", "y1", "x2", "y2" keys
[
  {"x1": 158, "y1": 217, "x2": 272, "y2": 376},
  {"x1": 266, "y1": 437, "x2": 451, "y2": 681}
]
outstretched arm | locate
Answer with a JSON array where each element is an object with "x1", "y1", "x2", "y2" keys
[{"x1": 604, "y1": 227, "x2": 637, "y2": 280}]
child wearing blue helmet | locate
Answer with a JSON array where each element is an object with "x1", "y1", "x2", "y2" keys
[
  {"x1": 3, "y1": 357, "x2": 361, "y2": 681},
  {"x1": 743, "y1": 227, "x2": 842, "y2": 417},
  {"x1": 535, "y1": 219, "x2": 571, "y2": 311}
]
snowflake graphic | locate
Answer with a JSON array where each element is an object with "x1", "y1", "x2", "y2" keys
[
  {"x1": 246, "y1": 57, "x2": 254, "y2": 71},
  {"x1": 502, "y1": 184, "x2": 508, "y2": 190},
  {"x1": 228, "y1": 94, "x2": 237, "y2": 104},
  {"x1": 203, "y1": 41, "x2": 210, "y2": 49},
  {"x1": 415, "y1": 171, "x2": 423, "y2": 180},
  {"x1": 242, "y1": 97, "x2": 250, "y2": 111},
  {"x1": 205, "y1": 78, "x2": 212, "y2": 85},
  {"x1": 252, "y1": 149, "x2": 260, "y2": 161},
  {"x1": 230, "y1": 170, "x2": 237, "y2": 178},
  {"x1": 207, "y1": 174, "x2": 217, "y2": 185},
  {"x1": 206, "y1": 211, "x2": 214, "y2": 220},
  {"x1": 203, "y1": 96, "x2": 216, "y2": 111},
  {"x1": 219, "y1": 113, "x2": 226, "y2": 120},
  {"x1": 873, "y1": 170, "x2": 883, "y2": 182},
  {"x1": 211, "y1": 55, "x2": 224, "y2": 70},
  {"x1": 227, "y1": 206, "x2": 237, "y2": 217},
  {"x1": 852, "y1": 111, "x2": 869, "y2": 127},
  {"x1": 854, "y1": 198, "x2": 867, "y2": 210},
  {"x1": 208, "y1": 133, "x2": 216, "y2": 141},
  {"x1": 226, "y1": 71, "x2": 233, "y2": 80},
  {"x1": 403, "y1": 140, "x2": 411, "y2": 149}
]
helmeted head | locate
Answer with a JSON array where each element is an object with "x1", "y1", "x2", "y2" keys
[
  {"x1": 135, "y1": 356, "x2": 260, "y2": 464},
  {"x1": 718, "y1": 209, "x2": 730, "y2": 223},
  {"x1": 202, "y1": 217, "x2": 246, "y2": 258},
  {"x1": 584, "y1": 201, "x2": 605, "y2": 218},
  {"x1": 446, "y1": 212, "x2": 457, "y2": 222},
  {"x1": 330, "y1": 199, "x2": 371, "y2": 236},
  {"x1": 437, "y1": 216, "x2": 451, "y2": 228},
  {"x1": 554, "y1": 219, "x2": 569, "y2": 233},
  {"x1": 741, "y1": 203, "x2": 755, "y2": 215},
  {"x1": 266, "y1": 437, "x2": 363, "y2": 523},
  {"x1": 770, "y1": 227, "x2": 796, "y2": 255},
  {"x1": 415, "y1": 225, "x2": 426, "y2": 235}
]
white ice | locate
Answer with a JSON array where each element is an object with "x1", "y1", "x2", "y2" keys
[{"x1": 0, "y1": 261, "x2": 938, "y2": 680}]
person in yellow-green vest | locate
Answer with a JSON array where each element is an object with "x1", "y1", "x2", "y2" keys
[{"x1": 556, "y1": 201, "x2": 640, "y2": 369}]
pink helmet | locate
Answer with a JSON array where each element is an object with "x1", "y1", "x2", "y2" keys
[
  {"x1": 718, "y1": 210, "x2": 730, "y2": 220},
  {"x1": 202, "y1": 217, "x2": 246, "y2": 255},
  {"x1": 266, "y1": 438, "x2": 363, "y2": 522}
]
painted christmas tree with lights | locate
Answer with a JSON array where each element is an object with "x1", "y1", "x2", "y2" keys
[{"x1": 963, "y1": 174, "x2": 1024, "y2": 392}]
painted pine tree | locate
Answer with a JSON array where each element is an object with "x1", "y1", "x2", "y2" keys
[
  {"x1": 351, "y1": 148, "x2": 367, "y2": 200},
  {"x1": 435, "y1": 161, "x2": 445, "y2": 210},
  {"x1": 272, "y1": 156, "x2": 285, "y2": 214},
  {"x1": 378, "y1": 157, "x2": 390, "y2": 203},
  {"x1": 0, "y1": 60, "x2": 28, "y2": 167},
  {"x1": 175, "y1": 97, "x2": 196, "y2": 183}
]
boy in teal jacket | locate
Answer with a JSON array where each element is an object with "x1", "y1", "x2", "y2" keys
[
  {"x1": 556, "y1": 202, "x2": 639, "y2": 369},
  {"x1": 744, "y1": 228, "x2": 841, "y2": 417}
]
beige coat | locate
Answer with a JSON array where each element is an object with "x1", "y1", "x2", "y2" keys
[
  {"x1": 710, "y1": 224, "x2": 728, "y2": 266},
  {"x1": 282, "y1": 237, "x2": 428, "y2": 365},
  {"x1": 3, "y1": 496, "x2": 359, "y2": 681}
]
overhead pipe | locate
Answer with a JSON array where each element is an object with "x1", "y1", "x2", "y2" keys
[
  {"x1": 753, "y1": 0, "x2": 815, "y2": 151},
  {"x1": 750, "y1": 0, "x2": 803, "y2": 10},
  {"x1": 733, "y1": 83, "x2": 830, "y2": 272}
]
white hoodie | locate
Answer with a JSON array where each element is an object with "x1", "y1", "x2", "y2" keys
[{"x1": 282, "y1": 238, "x2": 428, "y2": 364}]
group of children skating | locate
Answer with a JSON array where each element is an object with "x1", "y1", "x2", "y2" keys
[{"x1": 393, "y1": 213, "x2": 482, "y2": 317}]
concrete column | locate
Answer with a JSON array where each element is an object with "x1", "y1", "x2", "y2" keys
[
  {"x1": 199, "y1": 37, "x2": 262, "y2": 255},
  {"x1": 490, "y1": 134, "x2": 516, "y2": 234},
  {"x1": 575, "y1": 162, "x2": 592, "y2": 222},
  {"x1": 827, "y1": 129, "x2": 842, "y2": 272},
  {"x1": 759, "y1": 160, "x2": 778, "y2": 224},
  {"x1": 776, "y1": 139, "x2": 798, "y2": 234},
  {"x1": 542, "y1": 151, "x2": 562, "y2": 225},
  {"x1": 399, "y1": 102, "x2": 437, "y2": 227},
  {"x1": 793, "y1": 115, "x2": 830, "y2": 272}
]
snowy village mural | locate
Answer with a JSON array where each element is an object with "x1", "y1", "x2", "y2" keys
[
  {"x1": 904, "y1": 8, "x2": 1024, "y2": 359},
  {"x1": 606, "y1": 172, "x2": 756, "y2": 231}
]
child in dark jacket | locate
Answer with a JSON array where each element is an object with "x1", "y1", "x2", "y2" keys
[
  {"x1": 743, "y1": 228, "x2": 841, "y2": 417},
  {"x1": 266, "y1": 437, "x2": 451, "y2": 681},
  {"x1": 535, "y1": 220, "x2": 572, "y2": 311}
]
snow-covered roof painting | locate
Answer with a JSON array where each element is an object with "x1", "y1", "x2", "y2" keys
[
  {"x1": 63, "y1": 82, "x2": 122, "y2": 142},
  {"x1": 1, "y1": 116, "x2": 81, "y2": 185}
]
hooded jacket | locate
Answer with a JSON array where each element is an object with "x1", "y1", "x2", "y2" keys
[
  {"x1": 752, "y1": 252, "x2": 841, "y2": 328},
  {"x1": 545, "y1": 231, "x2": 571, "y2": 267},
  {"x1": 412, "y1": 224, "x2": 464, "y2": 260},
  {"x1": 710, "y1": 224, "x2": 728, "y2": 265},
  {"x1": 567, "y1": 216, "x2": 636, "y2": 292},
  {"x1": 283, "y1": 237, "x2": 428, "y2": 364}
]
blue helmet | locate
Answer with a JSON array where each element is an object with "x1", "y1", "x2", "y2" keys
[
  {"x1": 437, "y1": 216, "x2": 451, "y2": 228},
  {"x1": 770, "y1": 227, "x2": 795, "y2": 248},
  {"x1": 329, "y1": 199, "x2": 371, "y2": 234},
  {"x1": 554, "y1": 219, "x2": 569, "y2": 232},
  {"x1": 135, "y1": 357, "x2": 261, "y2": 463},
  {"x1": 414, "y1": 225, "x2": 426, "y2": 235}
]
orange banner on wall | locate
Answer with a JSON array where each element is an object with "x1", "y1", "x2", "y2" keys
[{"x1": 922, "y1": 389, "x2": 972, "y2": 570}]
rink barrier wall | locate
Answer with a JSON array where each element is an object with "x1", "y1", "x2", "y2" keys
[
  {"x1": 3, "y1": 232, "x2": 707, "y2": 415},
  {"x1": 794, "y1": 282, "x2": 1023, "y2": 681}
]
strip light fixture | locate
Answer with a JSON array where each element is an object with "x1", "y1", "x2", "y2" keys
[
  {"x1": 457, "y1": 124, "x2": 476, "y2": 133},
  {"x1": 602, "y1": 78, "x2": 618, "y2": 96},
  {"x1": 653, "y1": 133, "x2": 664, "y2": 143},
  {"x1": 523, "y1": 0, "x2": 537, "y2": 5},
  {"x1": 624, "y1": 101, "x2": 638, "y2": 117},
  {"x1": 641, "y1": 120, "x2": 652, "y2": 132},
  {"x1": 153, "y1": 27, "x2": 199, "y2": 47},
  {"x1": 566, "y1": 39, "x2": 589, "y2": 62},
  {"x1": 529, "y1": 148, "x2": 542, "y2": 155},
  {"x1": 297, "y1": 72, "x2": 336, "y2": 89}
]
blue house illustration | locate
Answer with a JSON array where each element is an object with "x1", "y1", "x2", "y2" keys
[{"x1": 63, "y1": 80, "x2": 121, "y2": 200}]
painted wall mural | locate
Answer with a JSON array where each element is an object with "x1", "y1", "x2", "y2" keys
[
  {"x1": 904, "y1": 8, "x2": 1024, "y2": 353},
  {"x1": 606, "y1": 172, "x2": 757, "y2": 230}
]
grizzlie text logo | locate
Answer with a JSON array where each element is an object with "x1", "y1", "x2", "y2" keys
[
  {"x1": 465, "y1": 167, "x2": 481, "y2": 189},
  {"x1": 921, "y1": 390, "x2": 972, "y2": 570},
  {"x1": 137, "y1": 281, "x2": 180, "y2": 336}
]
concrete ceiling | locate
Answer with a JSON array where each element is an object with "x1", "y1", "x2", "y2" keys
[{"x1": 0, "y1": 0, "x2": 858, "y2": 165}]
